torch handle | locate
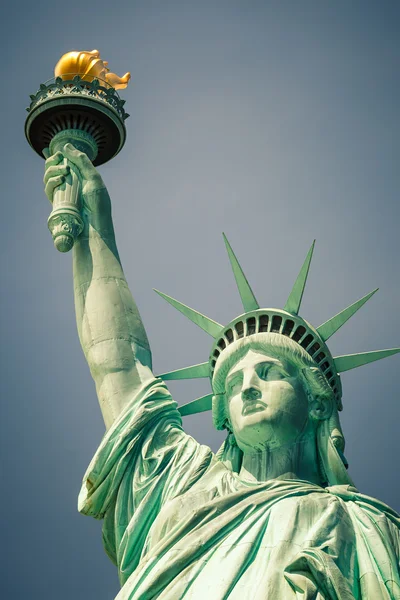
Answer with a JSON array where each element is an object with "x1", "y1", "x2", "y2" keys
[{"x1": 47, "y1": 157, "x2": 84, "y2": 253}]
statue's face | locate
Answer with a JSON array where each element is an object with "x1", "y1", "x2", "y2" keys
[{"x1": 225, "y1": 350, "x2": 311, "y2": 452}]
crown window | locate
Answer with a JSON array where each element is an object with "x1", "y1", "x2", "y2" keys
[
  {"x1": 235, "y1": 321, "x2": 244, "y2": 338},
  {"x1": 218, "y1": 339, "x2": 226, "y2": 350},
  {"x1": 225, "y1": 329, "x2": 234, "y2": 344},
  {"x1": 282, "y1": 319, "x2": 294, "y2": 337},
  {"x1": 292, "y1": 325, "x2": 306, "y2": 342},
  {"x1": 308, "y1": 342, "x2": 320, "y2": 356},
  {"x1": 259, "y1": 315, "x2": 269, "y2": 332},
  {"x1": 271, "y1": 315, "x2": 282, "y2": 333},
  {"x1": 300, "y1": 334, "x2": 314, "y2": 349},
  {"x1": 246, "y1": 317, "x2": 256, "y2": 335}
]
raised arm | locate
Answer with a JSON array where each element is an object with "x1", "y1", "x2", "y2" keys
[{"x1": 44, "y1": 143, "x2": 153, "y2": 429}]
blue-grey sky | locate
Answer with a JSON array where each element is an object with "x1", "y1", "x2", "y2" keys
[{"x1": 2, "y1": 1, "x2": 400, "y2": 598}]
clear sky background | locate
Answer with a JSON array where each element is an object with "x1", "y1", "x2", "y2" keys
[{"x1": 1, "y1": 1, "x2": 400, "y2": 598}]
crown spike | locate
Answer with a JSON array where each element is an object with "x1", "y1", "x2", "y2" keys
[
  {"x1": 334, "y1": 348, "x2": 400, "y2": 373},
  {"x1": 284, "y1": 241, "x2": 315, "y2": 315},
  {"x1": 222, "y1": 233, "x2": 259, "y2": 312},
  {"x1": 154, "y1": 289, "x2": 223, "y2": 338},
  {"x1": 178, "y1": 393, "x2": 213, "y2": 416},
  {"x1": 159, "y1": 362, "x2": 209, "y2": 381},
  {"x1": 317, "y1": 288, "x2": 379, "y2": 342}
]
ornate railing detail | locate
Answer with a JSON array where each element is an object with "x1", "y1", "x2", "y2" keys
[{"x1": 26, "y1": 76, "x2": 130, "y2": 121}]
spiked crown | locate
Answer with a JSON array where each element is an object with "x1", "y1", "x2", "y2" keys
[{"x1": 155, "y1": 237, "x2": 400, "y2": 420}]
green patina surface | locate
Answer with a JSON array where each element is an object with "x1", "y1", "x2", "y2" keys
[{"x1": 38, "y1": 138, "x2": 400, "y2": 598}]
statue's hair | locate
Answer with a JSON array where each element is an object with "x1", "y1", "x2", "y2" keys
[{"x1": 212, "y1": 332, "x2": 336, "y2": 432}]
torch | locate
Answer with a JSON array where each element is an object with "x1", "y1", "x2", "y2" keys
[{"x1": 25, "y1": 50, "x2": 130, "y2": 252}]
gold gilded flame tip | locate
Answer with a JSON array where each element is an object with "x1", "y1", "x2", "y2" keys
[{"x1": 54, "y1": 50, "x2": 131, "y2": 89}]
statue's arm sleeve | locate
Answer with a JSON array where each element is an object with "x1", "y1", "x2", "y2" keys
[
  {"x1": 78, "y1": 378, "x2": 214, "y2": 567},
  {"x1": 73, "y1": 200, "x2": 153, "y2": 429}
]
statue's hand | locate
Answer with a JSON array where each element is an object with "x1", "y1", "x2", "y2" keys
[{"x1": 43, "y1": 143, "x2": 111, "y2": 222}]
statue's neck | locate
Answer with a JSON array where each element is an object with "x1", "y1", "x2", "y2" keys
[{"x1": 239, "y1": 434, "x2": 324, "y2": 486}]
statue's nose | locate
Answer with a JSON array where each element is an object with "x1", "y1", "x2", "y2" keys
[{"x1": 242, "y1": 386, "x2": 262, "y2": 401}]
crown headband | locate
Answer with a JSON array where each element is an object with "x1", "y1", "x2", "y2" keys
[{"x1": 155, "y1": 236, "x2": 400, "y2": 417}]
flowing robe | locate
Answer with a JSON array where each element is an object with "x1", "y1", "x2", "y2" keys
[{"x1": 79, "y1": 378, "x2": 400, "y2": 599}]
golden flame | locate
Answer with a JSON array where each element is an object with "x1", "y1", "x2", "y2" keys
[{"x1": 54, "y1": 50, "x2": 131, "y2": 90}]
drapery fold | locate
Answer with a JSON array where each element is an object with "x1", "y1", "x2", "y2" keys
[{"x1": 79, "y1": 378, "x2": 400, "y2": 599}]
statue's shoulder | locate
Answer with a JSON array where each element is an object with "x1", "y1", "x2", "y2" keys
[{"x1": 327, "y1": 484, "x2": 400, "y2": 531}]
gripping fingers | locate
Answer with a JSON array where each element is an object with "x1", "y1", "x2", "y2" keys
[
  {"x1": 45, "y1": 175, "x2": 65, "y2": 203},
  {"x1": 44, "y1": 151, "x2": 63, "y2": 170},
  {"x1": 43, "y1": 163, "x2": 70, "y2": 186},
  {"x1": 63, "y1": 143, "x2": 95, "y2": 179}
]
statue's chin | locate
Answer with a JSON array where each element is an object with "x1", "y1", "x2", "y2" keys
[
  {"x1": 232, "y1": 416, "x2": 275, "y2": 451},
  {"x1": 233, "y1": 414, "x2": 310, "y2": 453}
]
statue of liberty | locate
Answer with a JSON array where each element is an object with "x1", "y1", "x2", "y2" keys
[
  {"x1": 41, "y1": 142, "x2": 400, "y2": 599},
  {"x1": 37, "y1": 52, "x2": 400, "y2": 600}
]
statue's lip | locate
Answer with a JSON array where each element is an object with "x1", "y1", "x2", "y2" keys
[{"x1": 242, "y1": 401, "x2": 267, "y2": 415}]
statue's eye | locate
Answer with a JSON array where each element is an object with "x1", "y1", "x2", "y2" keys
[
  {"x1": 268, "y1": 367, "x2": 284, "y2": 380},
  {"x1": 227, "y1": 376, "x2": 242, "y2": 396},
  {"x1": 258, "y1": 364, "x2": 285, "y2": 380},
  {"x1": 258, "y1": 364, "x2": 270, "y2": 380}
]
